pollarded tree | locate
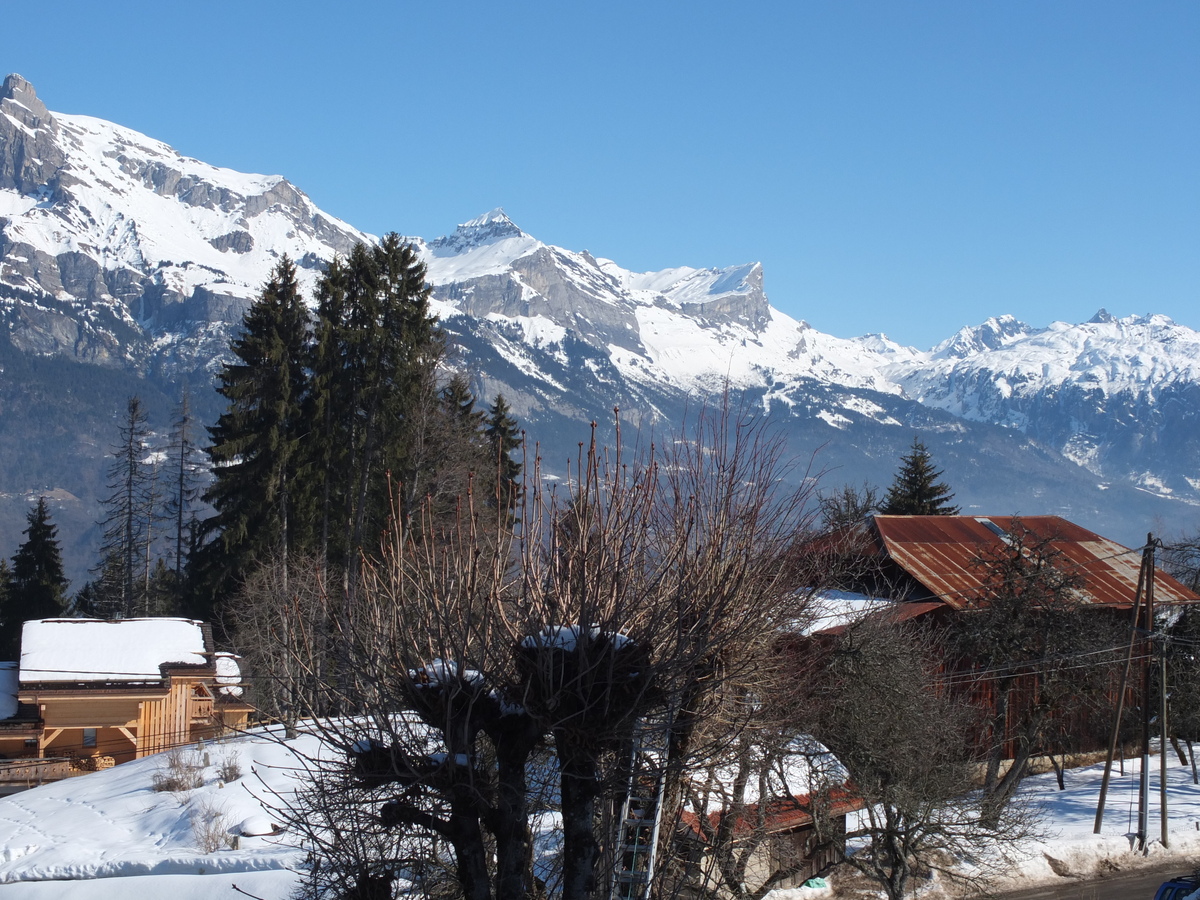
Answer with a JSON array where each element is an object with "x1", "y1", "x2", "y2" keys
[
  {"x1": 1, "y1": 498, "x2": 68, "y2": 656},
  {"x1": 881, "y1": 437, "x2": 959, "y2": 515},
  {"x1": 196, "y1": 257, "x2": 313, "y2": 613},
  {"x1": 256, "y1": 405, "x2": 830, "y2": 900}
]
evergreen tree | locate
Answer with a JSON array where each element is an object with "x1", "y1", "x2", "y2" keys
[
  {"x1": 96, "y1": 395, "x2": 154, "y2": 616},
  {"x1": 1, "y1": 498, "x2": 68, "y2": 656},
  {"x1": 484, "y1": 393, "x2": 522, "y2": 514},
  {"x1": 881, "y1": 437, "x2": 959, "y2": 515},
  {"x1": 69, "y1": 579, "x2": 103, "y2": 618},
  {"x1": 441, "y1": 372, "x2": 484, "y2": 432},
  {"x1": 199, "y1": 236, "x2": 514, "y2": 615},
  {"x1": 0, "y1": 562, "x2": 10, "y2": 648},
  {"x1": 309, "y1": 235, "x2": 442, "y2": 589},
  {"x1": 195, "y1": 257, "x2": 313, "y2": 613},
  {"x1": 166, "y1": 389, "x2": 201, "y2": 581}
]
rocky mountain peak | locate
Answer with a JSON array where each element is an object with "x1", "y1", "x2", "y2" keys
[
  {"x1": 1, "y1": 74, "x2": 52, "y2": 128},
  {"x1": 430, "y1": 208, "x2": 526, "y2": 253},
  {"x1": 0, "y1": 74, "x2": 66, "y2": 195},
  {"x1": 931, "y1": 314, "x2": 1036, "y2": 359}
]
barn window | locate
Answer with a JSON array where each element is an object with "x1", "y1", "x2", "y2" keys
[{"x1": 83, "y1": 728, "x2": 97, "y2": 748}]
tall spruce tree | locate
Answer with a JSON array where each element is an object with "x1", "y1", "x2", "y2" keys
[
  {"x1": 484, "y1": 393, "x2": 522, "y2": 514},
  {"x1": 310, "y1": 235, "x2": 442, "y2": 589},
  {"x1": 881, "y1": 437, "x2": 959, "y2": 515},
  {"x1": 195, "y1": 257, "x2": 313, "y2": 612},
  {"x1": 0, "y1": 562, "x2": 11, "y2": 653},
  {"x1": 2, "y1": 498, "x2": 68, "y2": 656},
  {"x1": 166, "y1": 390, "x2": 201, "y2": 580}
]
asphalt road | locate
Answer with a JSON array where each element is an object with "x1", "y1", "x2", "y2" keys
[{"x1": 995, "y1": 862, "x2": 1197, "y2": 899}]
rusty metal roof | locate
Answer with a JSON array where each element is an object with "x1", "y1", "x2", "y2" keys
[{"x1": 868, "y1": 515, "x2": 1198, "y2": 611}]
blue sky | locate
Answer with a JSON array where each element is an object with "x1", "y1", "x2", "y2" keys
[{"x1": 3, "y1": 1, "x2": 1196, "y2": 348}]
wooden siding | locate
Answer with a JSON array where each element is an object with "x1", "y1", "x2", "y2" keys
[
  {"x1": 138, "y1": 679, "x2": 207, "y2": 757},
  {"x1": 39, "y1": 696, "x2": 143, "y2": 729}
]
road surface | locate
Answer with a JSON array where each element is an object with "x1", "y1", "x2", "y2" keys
[{"x1": 996, "y1": 863, "x2": 1196, "y2": 899}]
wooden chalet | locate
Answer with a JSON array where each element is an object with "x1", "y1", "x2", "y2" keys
[
  {"x1": 810, "y1": 514, "x2": 1200, "y2": 756},
  {"x1": 0, "y1": 618, "x2": 251, "y2": 775}
]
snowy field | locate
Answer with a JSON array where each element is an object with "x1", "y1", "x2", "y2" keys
[{"x1": 1, "y1": 728, "x2": 1199, "y2": 899}]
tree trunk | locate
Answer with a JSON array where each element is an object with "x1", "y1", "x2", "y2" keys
[
  {"x1": 491, "y1": 720, "x2": 538, "y2": 900},
  {"x1": 1171, "y1": 735, "x2": 1189, "y2": 767},
  {"x1": 1050, "y1": 753, "x2": 1065, "y2": 791},
  {"x1": 450, "y1": 814, "x2": 493, "y2": 900},
  {"x1": 557, "y1": 736, "x2": 600, "y2": 900}
]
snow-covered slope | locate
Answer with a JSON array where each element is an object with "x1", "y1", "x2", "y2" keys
[
  {"x1": 3, "y1": 728, "x2": 1200, "y2": 897},
  {"x1": 0, "y1": 729, "x2": 308, "y2": 897}
]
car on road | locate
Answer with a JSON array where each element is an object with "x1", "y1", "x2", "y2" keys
[{"x1": 1155, "y1": 875, "x2": 1200, "y2": 900}]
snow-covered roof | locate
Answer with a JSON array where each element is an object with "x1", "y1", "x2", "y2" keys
[
  {"x1": 19, "y1": 618, "x2": 210, "y2": 683},
  {"x1": 0, "y1": 662, "x2": 17, "y2": 718},
  {"x1": 803, "y1": 590, "x2": 897, "y2": 635}
]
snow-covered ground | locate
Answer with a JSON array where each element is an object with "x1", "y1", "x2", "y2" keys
[
  {"x1": 1, "y1": 728, "x2": 1198, "y2": 899},
  {"x1": 0, "y1": 727, "x2": 314, "y2": 899}
]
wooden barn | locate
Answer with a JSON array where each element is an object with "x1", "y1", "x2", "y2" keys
[{"x1": 809, "y1": 515, "x2": 1200, "y2": 758}]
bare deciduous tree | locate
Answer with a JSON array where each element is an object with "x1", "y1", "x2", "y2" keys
[
  {"x1": 241, "y1": 404, "x2": 834, "y2": 900},
  {"x1": 228, "y1": 556, "x2": 340, "y2": 740},
  {"x1": 803, "y1": 618, "x2": 1038, "y2": 900}
]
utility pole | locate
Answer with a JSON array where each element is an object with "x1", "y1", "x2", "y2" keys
[
  {"x1": 1136, "y1": 536, "x2": 1162, "y2": 852},
  {"x1": 1094, "y1": 535, "x2": 1150, "y2": 834},
  {"x1": 1154, "y1": 544, "x2": 1168, "y2": 849}
]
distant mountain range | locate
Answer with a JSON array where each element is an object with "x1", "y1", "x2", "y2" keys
[{"x1": 2, "y1": 72, "x2": 1197, "y2": 583}]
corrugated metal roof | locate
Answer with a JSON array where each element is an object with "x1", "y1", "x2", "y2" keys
[{"x1": 870, "y1": 515, "x2": 1198, "y2": 611}]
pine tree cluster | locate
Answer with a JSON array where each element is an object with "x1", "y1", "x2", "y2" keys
[{"x1": 191, "y1": 237, "x2": 522, "y2": 617}]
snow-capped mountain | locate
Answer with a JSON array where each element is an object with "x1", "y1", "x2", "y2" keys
[
  {"x1": 2, "y1": 73, "x2": 1198, "y2": 578},
  {"x1": 413, "y1": 208, "x2": 1200, "y2": 511},
  {"x1": 0, "y1": 73, "x2": 370, "y2": 370},
  {"x1": 885, "y1": 312, "x2": 1200, "y2": 498}
]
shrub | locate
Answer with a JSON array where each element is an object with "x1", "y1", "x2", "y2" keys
[
  {"x1": 190, "y1": 795, "x2": 235, "y2": 852},
  {"x1": 217, "y1": 756, "x2": 242, "y2": 783},
  {"x1": 151, "y1": 746, "x2": 205, "y2": 795}
]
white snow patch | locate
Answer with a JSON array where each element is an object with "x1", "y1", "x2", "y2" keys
[
  {"x1": 521, "y1": 625, "x2": 632, "y2": 651},
  {"x1": 20, "y1": 618, "x2": 208, "y2": 682}
]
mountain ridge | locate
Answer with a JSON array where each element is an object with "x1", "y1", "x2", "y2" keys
[{"x1": 1, "y1": 74, "x2": 1198, "y2": 583}]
